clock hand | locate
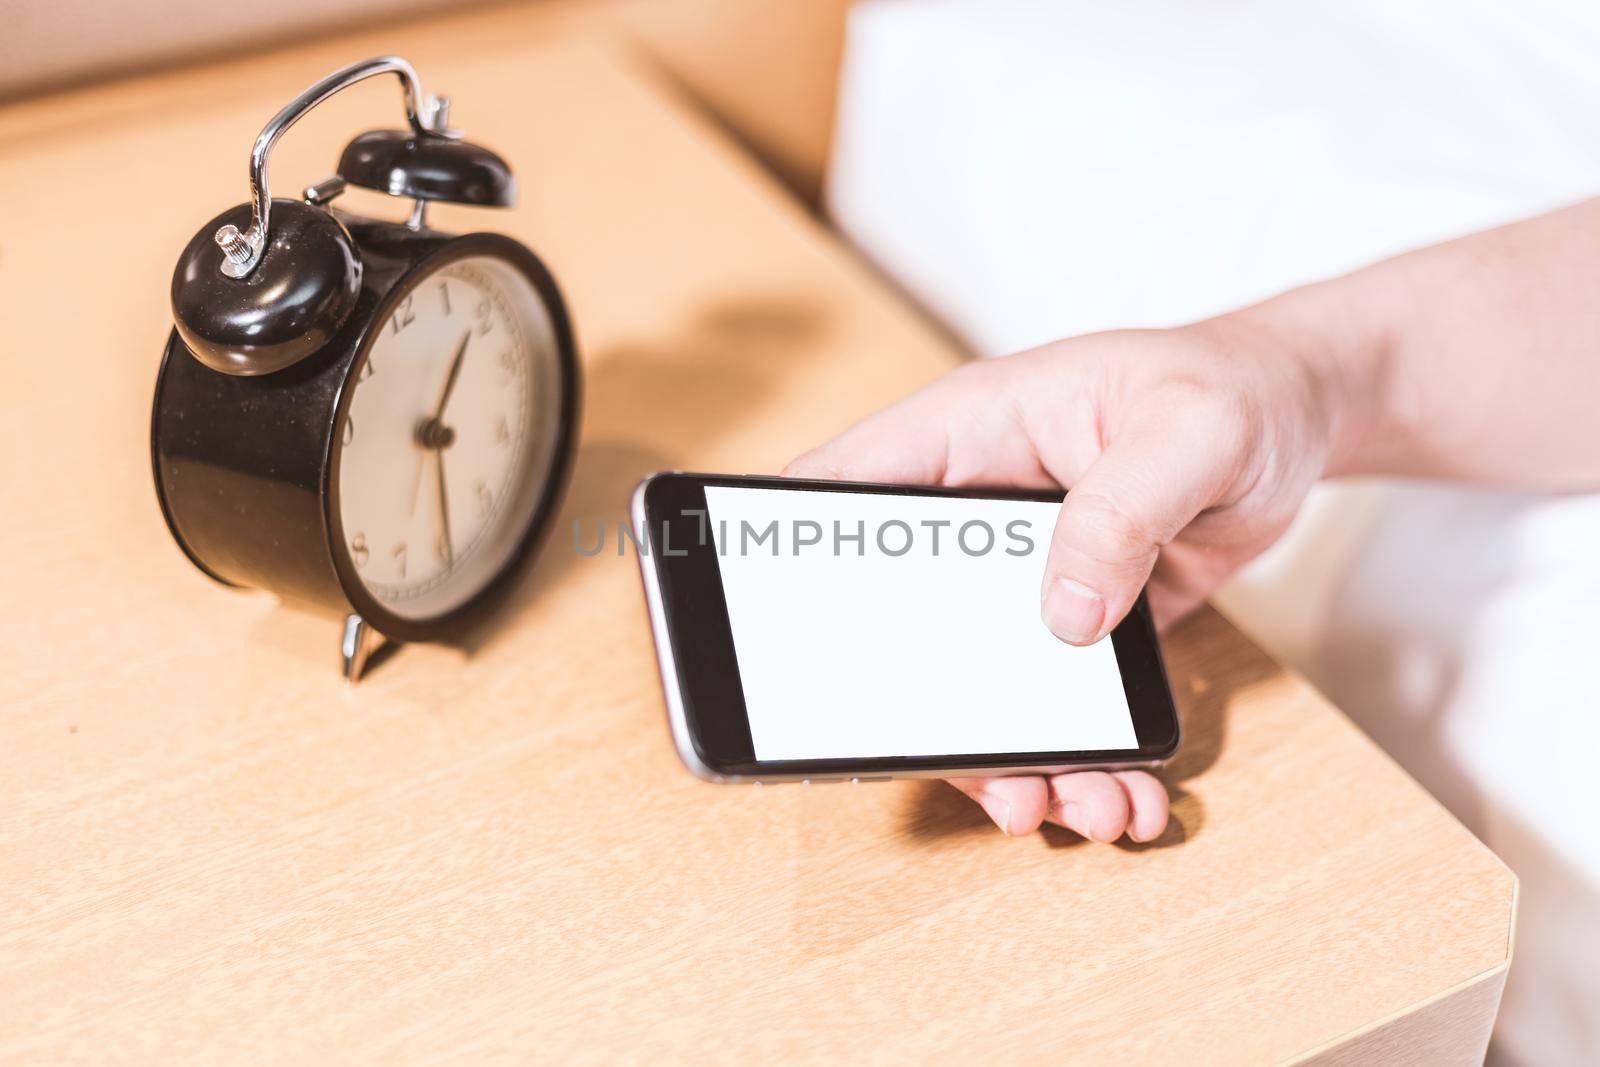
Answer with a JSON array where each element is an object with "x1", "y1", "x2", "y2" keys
[
  {"x1": 433, "y1": 329, "x2": 473, "y2": 421},
  {"x1": 408, "y1": 453, "x2": 427, "y2": 516},
  {"x1": 436, "y1": 450, "x2": 453, "y2": 566},
  {"x1": 415, "y1": 330, "x2": 470, "y2": 524}
]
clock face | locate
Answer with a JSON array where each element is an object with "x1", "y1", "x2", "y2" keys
[{"x1": 335, "y1": 253, "x2": 564, "y2": 621}]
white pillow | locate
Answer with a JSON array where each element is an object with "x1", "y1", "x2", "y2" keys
[{"x1": 830, "y1": 3, "x2": 1600, "y2": 1063}]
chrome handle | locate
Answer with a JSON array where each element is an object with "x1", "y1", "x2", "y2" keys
[{"x1": 215, "y1": 55, "x2": 451, "y2": 278}]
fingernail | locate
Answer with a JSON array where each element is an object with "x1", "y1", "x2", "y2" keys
[{"x1": 1043, "y1": 577, "x2": 1106, "y2": 644}]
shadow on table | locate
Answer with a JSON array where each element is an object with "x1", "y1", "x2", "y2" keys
[
  {"x1": 901, "y1": 605, "x2": 1278, "y2": 851},
  {"x1": 453, "y1": 293, "x2": 829, "y2": 654}
]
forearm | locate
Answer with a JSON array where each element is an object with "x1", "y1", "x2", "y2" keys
[{"x1": 1227, "y1": 197, "x2": 1600, "y2": 489}]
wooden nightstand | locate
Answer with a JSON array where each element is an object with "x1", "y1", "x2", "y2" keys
[{"x1": 0, "y1": 9, "x2": 1513, "y2": 1063}]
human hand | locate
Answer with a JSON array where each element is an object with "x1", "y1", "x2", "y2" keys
[{"x1": 785, "y1": 316, "x2": 1340, "y2": 840}]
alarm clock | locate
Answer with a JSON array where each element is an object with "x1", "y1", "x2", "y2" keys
[{"x1": 152, "y1": 56, "x2": 580, "y2": 681}]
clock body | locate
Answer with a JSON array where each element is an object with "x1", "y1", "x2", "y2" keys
[{"x1": 151, "y1": 216, "x2": 580, "y2": 643}]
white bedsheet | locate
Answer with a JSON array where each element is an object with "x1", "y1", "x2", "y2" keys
[{"x1": 830, "y1": 2, "x2": 1600, "y2": 1062}]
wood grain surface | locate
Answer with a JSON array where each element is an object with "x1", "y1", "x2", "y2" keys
[{"x1": 0, "y1": 11, "x2": 1514, "y2": 1064}]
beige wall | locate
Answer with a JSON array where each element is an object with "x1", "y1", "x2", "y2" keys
[
  {"x1": 0, "y1": 0, "x2": 850, "y2": 197},
  {"x1": 581, "y1": 0, "x2": 850, "y2": 198}
]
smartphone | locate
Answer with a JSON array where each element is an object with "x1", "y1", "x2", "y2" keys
[{"x1": 632, "y1": 472, "x2": 1180, "y2": 783}]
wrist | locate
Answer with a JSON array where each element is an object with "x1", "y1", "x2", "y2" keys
[{"x1": 1211, "y1": 271, "x2": 1404, "y2": 478}]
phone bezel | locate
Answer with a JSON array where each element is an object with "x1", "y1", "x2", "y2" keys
[{"x1": 634, "y1": 472, "x2": 1181, "y2": 781}]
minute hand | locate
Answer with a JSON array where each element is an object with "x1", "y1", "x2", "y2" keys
[
  {"x1": 432, "y1": 330, "x2": 473, "y2": 421},
  {"x1": 428, "y1": 330, "x2": 471, "y2": 566}
]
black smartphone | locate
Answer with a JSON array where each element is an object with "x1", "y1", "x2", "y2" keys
[{"x1": 632, "y1": 472, "x2": 1180, "y2": 783}]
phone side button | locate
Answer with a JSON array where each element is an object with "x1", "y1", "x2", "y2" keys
[
  {"x1": 850, "y1": 776, "x2": 891, "y2": 784},
  {"x1": 803, "y1": 778, "x2": 843, "y2": 785}
]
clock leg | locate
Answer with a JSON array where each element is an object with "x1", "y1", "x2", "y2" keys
[{"x1": 341, "y1": 614, "x2": 377, "y2": 683}]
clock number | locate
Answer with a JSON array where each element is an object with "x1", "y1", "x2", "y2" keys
[
  {"x1": 437, "y1": 531, "x2": 453, "y2": 565},
  {"x1": 392, "y1": 541, "x2": 408, "y2": 578},
  {"x1": 475, "y1": 298, "x2": 494, "y2": 337},
  {"x1": 494, "y1": 415, "x2": 511, "y2": 446},
  {"x1": 351, "y1": 532, "x2": 369, "y2": 568},
  {"x1": 476, "y1": 480, "x2": 493, "y2": 516},
  {"x1": 438, "y1": 281, "x2": 452, "y2": 316},
  {"x1": 498, "y1": 349, "x2": 522, "y2": 382},
  {"x1": 391, "y1": 294, "x2": 416, "y2": 335},
  {"x1": 358, "y1": 356, "x2": 375, "y2": 382},
  {"x1": 342, "y1": 417, "x2": 354, "y2": 446}
]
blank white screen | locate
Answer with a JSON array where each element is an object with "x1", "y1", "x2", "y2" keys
[{"x1": 702, "y1": 486, "x2": 1138, "y2": 761}]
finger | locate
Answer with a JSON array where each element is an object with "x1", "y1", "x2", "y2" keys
[
  {"x1": 947, "y1": 776, "x2": 1051, "y2": 836},
  {"x1": 1040, "y1": 397, "x2": 1247, "y2": 644},
  {"x1": 1112, "y1": 770, "x2": 1170, "y2": 843},
  {"x1": 783, "y1": 361, "x2": 1054, "y2": 489},
  {"x1": 1043, "y1": 771, "x2": 1131, "y2": 843}
]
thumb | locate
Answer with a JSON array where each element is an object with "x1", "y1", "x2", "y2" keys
[{"x1": 1040, "y1": 407, "x2": 1243, "y2": 645}]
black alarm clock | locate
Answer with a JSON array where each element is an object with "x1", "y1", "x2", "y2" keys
[{"x1": 152, "y1": 56, "x2": 580, "y2": 681}]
